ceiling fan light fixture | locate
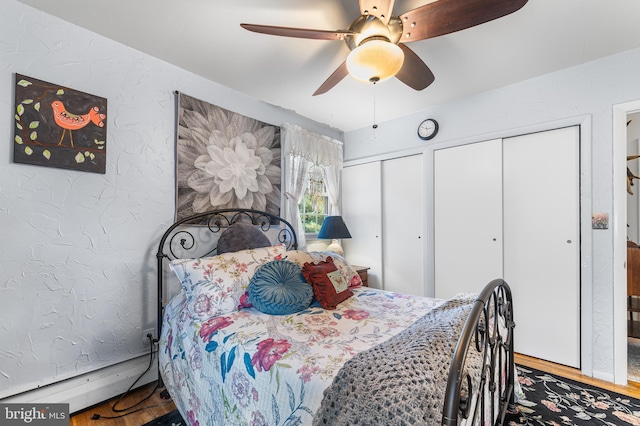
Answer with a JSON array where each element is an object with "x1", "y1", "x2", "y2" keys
[{"x1": 346, "y1": 39, "x2": 404, "y2": 84}]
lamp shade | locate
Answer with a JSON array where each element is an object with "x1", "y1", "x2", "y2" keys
[
  {"x1": 317, "y1": 216, "x2": 352, "y2": 240},
  {"x1": 346, "y1": 39, "x2": 404, "y2": 83}
]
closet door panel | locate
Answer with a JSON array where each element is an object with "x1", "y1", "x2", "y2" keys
[
  {"x1": 434, "y1": 139, "x2": 504, "y2": 299},
  {"x1": 382, "y1": 155, "x2": 424, "y2": 296},
  {"x1": 342, "y1": 162, "x2": 383, "y2": 288},
  {"x1": 503, "y1": 126, "x2": 580, "y2": 368}
]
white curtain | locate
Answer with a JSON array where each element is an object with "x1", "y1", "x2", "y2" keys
[
  {"x1": 282, "y1": 123, "x2": 344, "y2": 250},
  {"x1": 284, "y1": 155, "x2": 312, "y2": 250}
]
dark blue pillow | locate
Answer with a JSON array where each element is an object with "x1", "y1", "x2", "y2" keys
[
  {"x1": 217, "y1": 222, "x2": 271, "y2": 254},
  {"x1": 248, "y1": 260, "x2": 313, "y2": 315}
]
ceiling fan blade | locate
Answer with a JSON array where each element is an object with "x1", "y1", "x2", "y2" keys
[
  {"x1": 395, "y1": 44, "x2": 435, "y2": 91},
  {"x1": 241, "y1": 23, "x2": 353, "y2": 41},
  {"x1": 399, "y1": 0, "x2": 528, "y2": 42},
  {"x1": 359, "y1": 0, "x2": 395, "y2": 25},
  {"x1": 313, "y1": 61, "x2": 349, "y2": 96}
]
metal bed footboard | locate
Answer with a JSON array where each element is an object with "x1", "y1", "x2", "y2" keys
[{"x1": 442, "y1": 279, "x2": 516, "y2": 426}]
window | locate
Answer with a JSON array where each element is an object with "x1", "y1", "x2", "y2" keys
[
  {"x1": 298, "y1": 164, "x2": 328, "y2": 234},
  {"x1": 282, "y1": 123, "x2": 343, "y2": 249}
]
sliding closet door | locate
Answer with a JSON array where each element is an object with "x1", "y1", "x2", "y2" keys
[
  {"x1": 434, "y1": 139, "x2": 504, "y2": 299},
  {"x1": 382, "y1": 155, "x2": 424, "y2": 296},
  {"x1": 342, "y1": 162, "x2": 383, "y2": 288},
  {"x1": 503, "y1": 126, "x2": 580, "y2": 368}
]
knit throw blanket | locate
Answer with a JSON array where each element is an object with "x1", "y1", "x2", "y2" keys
[{"x1": 313, "y1": 295, "x2": 481, "y2": 426}]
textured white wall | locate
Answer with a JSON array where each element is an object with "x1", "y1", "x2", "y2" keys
[
  {"x1": 344, "y1": 47, "x2": 640, "y2": 378},
  {"x1": 0, "y1": 0, "x2": 341, "y2": 398}
]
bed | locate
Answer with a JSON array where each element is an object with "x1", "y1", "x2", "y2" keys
[{"x1": 156, "y1": 208, "x2": 516, "y2": 425}]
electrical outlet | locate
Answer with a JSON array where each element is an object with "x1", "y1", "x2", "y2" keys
[{"x1": 142, "y1": 328, "x2": 155, "y2": 345}]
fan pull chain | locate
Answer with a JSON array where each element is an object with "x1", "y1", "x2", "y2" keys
[{"x1": 372, "y1": 79, "x2": 378, "y2": 129}]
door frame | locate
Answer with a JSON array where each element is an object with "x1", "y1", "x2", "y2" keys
[
  {"x1": 425, "y1": 116, "x2": 593, "y2": 377},
  {"x1": 613, "y1": 100, "x2": 640, "y2": 384}
]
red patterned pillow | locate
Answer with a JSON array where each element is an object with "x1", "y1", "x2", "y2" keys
[{"x1": 302, "y1": 257, "x2": 353, "y2": 310}]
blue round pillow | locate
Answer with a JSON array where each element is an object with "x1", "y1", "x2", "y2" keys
[{"x1": 248, "y1": 260, "x2": 313, "y2": 315}]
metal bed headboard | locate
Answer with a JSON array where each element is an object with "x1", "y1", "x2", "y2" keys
[{"x1": 155, "y1": 208, "x2": 297, "y2": 347}]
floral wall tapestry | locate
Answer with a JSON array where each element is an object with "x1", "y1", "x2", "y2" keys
[
  {"x1": 175, "y1": 92, "x2": 281, "y2": 221},
  {"x1": 13, "y1": 73, "x2": 107, "y2": 173}
]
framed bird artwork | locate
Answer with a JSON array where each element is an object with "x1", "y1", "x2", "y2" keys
[{"x1": 13, "y1": 73, "x2": 107, "y2": 173}]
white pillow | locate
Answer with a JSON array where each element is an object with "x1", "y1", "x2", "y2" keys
[{"x1": 169, "y1": 244, "x2": 287, "y2": 319}]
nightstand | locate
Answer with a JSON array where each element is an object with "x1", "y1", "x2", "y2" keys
[{"x1": 352, "y1": 265, "x2": 370, "y2": 287}]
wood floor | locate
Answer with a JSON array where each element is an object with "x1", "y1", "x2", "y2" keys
[
  {"x1": 70, "y1": 383, "x2": 176, "y2": 426},
  {"x1": 70, "y1": 354, "x2": 640, "y2": 425}
]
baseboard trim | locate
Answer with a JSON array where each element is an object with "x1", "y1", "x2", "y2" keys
[
  {"x1": 1, "y1": 354, "x2": 158, "y2": 413},
  {"x1": 592, "y1": 369, "x2": 615, "y2": 384}
]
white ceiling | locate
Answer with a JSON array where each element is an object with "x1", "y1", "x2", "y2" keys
[{"x1": 17, "y1": 0, "x2": 640, "y2": 132}]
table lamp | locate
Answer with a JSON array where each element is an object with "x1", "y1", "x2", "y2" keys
[{"x1": 317, "y1": 216, "x2": 352, "y2": 256}]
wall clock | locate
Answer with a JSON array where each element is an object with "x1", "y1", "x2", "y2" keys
[{"x1": 417, "y1": 118, "x2": 439, "y2": 141}]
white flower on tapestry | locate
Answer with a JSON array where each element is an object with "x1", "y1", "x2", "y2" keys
[
  {"x1": 176, "y1": 93, "x2": 281, "y2": 220},
  {"x1": 190, "y1": 130, "x2": 277, "y2": 210}
]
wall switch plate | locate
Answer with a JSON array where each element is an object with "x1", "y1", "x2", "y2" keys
[{"x1": 142, "y1": 328, "x2": 155, "y2": 345}]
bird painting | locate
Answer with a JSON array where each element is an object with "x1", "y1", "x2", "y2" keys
[
  {"x1": 51, "y1": 101, "x2": 106, "y2": 148},
  {"x1": 14, "y1": 74, "x2": 107, "y2": 174}
]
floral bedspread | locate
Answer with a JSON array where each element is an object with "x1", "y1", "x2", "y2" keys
[{"x1": 159, "y1": 287, "x2": 444, "y2": 426}]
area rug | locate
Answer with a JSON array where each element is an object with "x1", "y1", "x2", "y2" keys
[
  {"x1": 506, "y1": 365, "x2": 640, "y2": 425},
  {"x1": 142, "y1": 409, "x2": 185, "y2": 426}
]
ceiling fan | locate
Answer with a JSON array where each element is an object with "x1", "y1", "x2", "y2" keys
[{"x1": 241, "y1": 0, "x2": 528, "y2": 95}]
